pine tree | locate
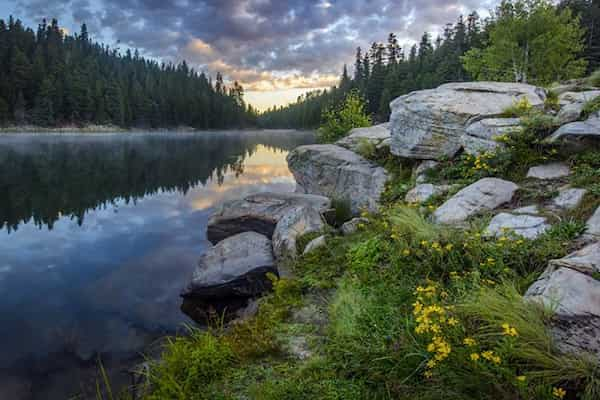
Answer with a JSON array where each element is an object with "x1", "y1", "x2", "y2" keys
[
  {"x1": 13, "y1": 91, "x2": 27, "y2": 124},
  {"x1": 32, "y1": 78, "x2": 55, "y2": 126}
]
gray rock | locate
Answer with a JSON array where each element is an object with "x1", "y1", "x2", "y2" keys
[
  {"x1": 341, "y1": 217, "x2": 370, "y2": 235},
  {"x1": 302, "y1": 235, "x2": 327, "y2": 255},
  {"x1": 414, "y1": 160, "x2": 439, "y2": 183},
  {"x1": 182, "y1": 232, "x2": 277, "y2": 299},
  {"x1": 287, "y1": 144, "x2": 389, "y2": 214},
  {"x1": 405, "y1": 183, "x2": 452, "y2": 204},
  {"x1": 513, "y1": 205, "x2": 540, "y2": 215},
  {"x1": 433, "y1": 178, "x2": 519, "y2": 224},
  {"x1": 547, "y1": 115, "x2": 600, "y2": 143},
  {"x1": 549, "y1": 242, "x2": 600, "y2": 275},
  {"x1": 336, "y1": 123, "x2": 391, "y2": 152},
  {"x1": 389, "y1": 82, "x2": 546, "y2": 160},
  {"x1": 526, "y1": 163, "x2": 571, "y2": 180},
  {"x1": 557, "y1": 91, "x2": 600, "y2": 124},
  {"x1": 586, "y1": 206, "x2": 600, "y2": 237},
  {"x1": 207, "y1": 192, "x2": 331, "y2": 245},
  {"x1": 272, "y1": 206, "x2": 327, "y2": 260},
  {"x1": 551, "y1": 187, "x2": 587, "y2": 210},
  {"x1": 525, "y1": 266, "x2": 600, "y2": 361},
  {"x1": 462, "y1": 118, "x2": 522, "y2": 155},
  {"x1": 485, "y1": 212, "x2": 550, "y2": 239}
]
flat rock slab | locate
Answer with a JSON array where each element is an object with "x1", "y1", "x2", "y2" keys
[
  {"x1": 587, "y1": 206, "x2": 600, "y2": 237},
  {"x1": 182, "y1": 232, "x2": 277, "y2": 299},
  {"x1": 557, "y1": 91, "x2": 600, "y2": 124},
  {"x1": 548, "y1": 115, "x2": 600, "y2": 143},
  {"x1": 336, "y1": 123, "x2": 391, "y2": 152},
  {"x1": 526, "y1": 163, "x2": 571, "y2": 180},
  {"x1": 485, "y1": 212, "x2": 550, "y2": 239},
  {"x1": 433, "y1": 178, "x2": 519, "y2": 224},
  {"x1": 405, "y1": 183, "x2": 452, "y2": 204},
  {"x1": 389, "y1": 82, "x2": 546, "y2": 160},
  {"x1": 287, "y1": 144, "x2": 389, "y2": 214},
  {"x1": 525, "y1": 267, "x2": 600, "y2": 361},
  {"x1": 551, "y1": 187, "x2": 587, "y2": 210},
  {"x1": 549, "y1": 242, "x2": 600, "y2": 275},
  {"x1": 207, "y1": 192, "x2": 331, "y2": 245}
]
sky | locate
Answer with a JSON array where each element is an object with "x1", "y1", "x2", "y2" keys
[{"x1": 1, "y1": 0, "x2": 497, "y2": 110}]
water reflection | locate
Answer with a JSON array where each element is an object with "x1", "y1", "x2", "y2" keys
[{"x1": 0, "y1": 130, "x2": 314, "y2": 400}]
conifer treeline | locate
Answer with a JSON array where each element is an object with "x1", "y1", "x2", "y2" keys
[
  {"x1": 258, "y1": 0, "x2": 600, "y2": 129},
  {"x1": 0, "y1": 17, "x2": 257, "y2": 128}
]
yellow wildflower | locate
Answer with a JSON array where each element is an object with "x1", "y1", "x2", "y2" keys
[
  {"x1": 447, "y1": 317, "x2": 459, "y2": 326},
  {"x1": 426, "y1": 359, "x2": 437, "y2": 369},
  {"x1": 516, "y1": 375, "x2": 526, "y2": 382},
  {"x1": 463, "y1": 337, "x2": 477, "y2": 347},
  {"x1": 552, "y1": 387, "x2": 566, "y2": 399},
  {"x1": 424, "y1": 370, "x2": 433, "y2": 379},
  {"x1": 427, "y1": 343, "x2": 436, "y2": 353},
  {"x1": 445, "y1": 243, "x2": 454, "y2": 251},
  {"x1": 470, "y1": 353, "x2": 480, "y2": 361},
  {"x1": 502, "y1": 323, "x2": 519, "y2": 337},
  {"x1": 481, "y1": 351, "x2": 494, "y2": 361},
  {"x1": 403, "y1": 249, "x2": 411, "y2": 256},
  {"x1": 420, "y1": 240, "x2": 428, "y2": 247}
]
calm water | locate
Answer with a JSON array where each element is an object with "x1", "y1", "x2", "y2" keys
[{"x1": 0, "y1": 130, "x2": 314, "y2": 399}]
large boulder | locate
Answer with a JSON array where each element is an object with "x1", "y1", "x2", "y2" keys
[
  {"x1": 485, "y1": 212, "x2": 550, "y2": 239},
  {"x1": 462, "y1": 118, "x2": 522, "y2": 155},
  {"x1": 181, "y1": 232, "x2": 277, "y2": 322},
  {"x1": 587, "y1": 206, "x2": 600, "y2": 238},
  {"x1": 272, "y1": 205, "x2": 327, "y2": 260},
  {"x1": 389, "y1": 82, "x2": 546, "y2": 160},
  {"x1": 207, "y1": 192, "x2": 331, "y2": 245},
  {"x1": 557, "y1": 91, "x2": 600, "y2": 124},
  {"x1": 547, "y1": 114, "x2": 600, "y2": 143},
  {"x1": 525, "y1": 244, "x2": 600, "y2": 361},
  {"x1": 336, "y1": 123, "x2": 391, "y2": 152},
  {"x1": 287, "y1": 144, "x2": 389, "y2": 214},
  {"x1": 433, "y1": 178, "x2": 519, "y2": 224}
]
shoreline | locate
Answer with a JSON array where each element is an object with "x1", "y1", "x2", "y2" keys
[{"x1": 0, "y1": 125, "x2": 312, "y2": 135}]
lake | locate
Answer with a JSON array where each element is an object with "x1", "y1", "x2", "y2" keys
[{"x1": 0, "y1": 130, "x2": 315, "y2": 399}]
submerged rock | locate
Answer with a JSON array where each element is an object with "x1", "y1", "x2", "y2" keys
[
  {"x1": 389, "y1": 82, "x2": 546, "y2": 160},
  {"x1": 485, "y1": 212, "x2": 550, "y2": 239},
  {"x1": 207, "y1": 192, "x2": 331, "y2": 245},
  {"x1": 181, "y1": 232, "x2": 277, "y2": 322},
  {"x1": 526, "y1": 163, "x2": 571, "y2": 180},
  {"x1": 287, "y1": 144, "x2": 389, "y2": 214},
  {"x1": 336, "y1": 123, "x2": 391, "y2": 152},
  {"x1": 433, "y1": 178, "x2": 519, "y2": 224}
]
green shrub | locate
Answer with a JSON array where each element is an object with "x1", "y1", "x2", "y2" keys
[
  {"x1": 586, "y1": 69, "x2": 600, "y2": 87},
  {"x1": 502, "y1": 97, "x2": 534, "y2": 117},
  {"x1": 317, "y1": 90, "x2": 371, "y2": 143},
  {"x1": 544, "y1": 90, "x2": 560, "y2": 112},
  {"x1": 355, "y1": 137, "x2": 377, "y2": 159},
  {"x1": 581, "y1": 95, "x2": 600, "y2": 119}
]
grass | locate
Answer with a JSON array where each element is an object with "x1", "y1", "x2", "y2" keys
[
  {"x1": 581, "y1": 95, "x2": 600, "y2": 119},
  {"x1": 586, "y1": 69, "x2": 600, "y2": 87}
]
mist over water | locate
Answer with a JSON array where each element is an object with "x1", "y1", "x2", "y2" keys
[{"x1": 0, "y1": 130, "x2": 314, "y2": 400}]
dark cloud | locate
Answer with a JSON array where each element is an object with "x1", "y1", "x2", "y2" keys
[{"x1": 11, "y1": 0, "x2": 498, "y2": 90}]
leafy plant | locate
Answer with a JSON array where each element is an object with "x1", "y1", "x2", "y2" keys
[
  {"x1": 317, "y1": 89, "x2": 371, "y2": 143},
  {"x1": 581, "y1": 95, "x2": 600, "y2": 119}
]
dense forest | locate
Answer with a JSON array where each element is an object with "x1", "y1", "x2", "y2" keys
[
  {"x1": 258, "y1": 0, "x2": 600, "y2": 129},
  {"x1": 0, "y1": 18, "x2": 258, "y2": 128}
]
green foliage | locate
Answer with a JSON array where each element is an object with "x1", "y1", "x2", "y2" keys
[
  {"x1": 501, "y1": 97, "x2": 535, "y2": 117},
  {"x1": 329, "y1": 197, "x2": 353, "y2": 227},
  {"x1": 581, "y1": 95, "x2": 600, "y2": 119},
  {"x1": 586, "y1": 69, "x2": 600, "y2": 87},
  {"x1": 544, "y1": 90, "x2": 560, "y2": 112},
  {"x1": 463, "y1": 0, "x2": 587, "y2": 84},
  {"x1": 354, "y1": 137, "x2": 377, "y2": 159},
  {"x1": 317, "y1": 90, "x2": 371, "y2": 143}
]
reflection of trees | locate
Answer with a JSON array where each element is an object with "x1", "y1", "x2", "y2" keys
[{"x1": 0, "y1": 131, "x2": 314, "y2": 232}]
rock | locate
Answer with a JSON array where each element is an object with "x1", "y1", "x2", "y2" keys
[
  {"x1": 336, "y1": 123, "x2": 391, "y2": 152},
  {"x1": 526, "y1": 163, "x2": 571, "y2": 180},
  {"x1": 303, "y1": 235, "x2": 327, "y2": 255},
  {"x1": 525, "y1": 267, "x2": 600, "y2": 361},
  {"x1": 341, "y1": 217, "x2": 369, "y2": 235},
  {"x1": 389, "y1": 82, "x2": 546, "y2": 160},
  {"x1": 272, "y1": 206, "x2": 327, "y2": 260},
  {"x1": 207, "y1": 192, "x2": 331, "y2": 245},
  {"x1": 405, "y1": 183, "x2": 452, "y2": 204},
  {"x1": 485, "y1": 212, "x2": 550, "y2": 239},
  {"x1": 551, "y1": 187, "x2": 587, "y2": 210},
  {"x1": 513, "y1": 205, "x2": 541, "y2": 215},
  {"x1": 557, "y1": 91, "x2": 600, "y2": 124},
  {"x1": 551, "y1": 81, "x2": 599, "y2": 95},
  {"x1": 182, "y1": 232, "x2": 277, "y2": 300},
  {"x1": 414, "y1": 160, "x2": 439, "y2": 183},
  {"x1": 462, "y1": 118, "x2": 522, "y2": 155},
  {"x1": 287, "y1": 144, "x2": 389, "y2": 214},
  {"x1": 549, "y1": 242, "x2": 600, "y2": 275},
  {"x1": 547, "y1": 114, "x2": 600, "y2": 143},
  {"x1": 586, "y1": 206, "x2": 600, "y2": 237},
  {"x1": 433, "y1": 178, "x2": 519, "y2": 224}
]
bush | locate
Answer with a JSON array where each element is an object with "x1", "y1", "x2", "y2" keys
[
  {"x1": 581, "y1": 95, "x2": 600, "y2": 119},
  {"x1": 586, "y1": 69, "x2": 600, "y2": 87},
  {"x1": 544, "y1": 90, "x2": 560, "y2": 112},
  {"x1": 317, "y1": 90, "x2": 371, "y2": 143},
  {"x1": 502, "y1": 97, "x2": 534, "y2": 118}
]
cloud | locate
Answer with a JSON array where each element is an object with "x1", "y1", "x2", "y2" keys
[{"x1": 11, "y1": 0, "x2": 499, "y2": 96}]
